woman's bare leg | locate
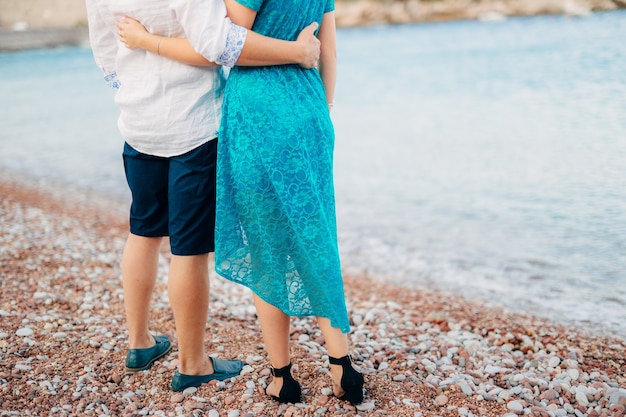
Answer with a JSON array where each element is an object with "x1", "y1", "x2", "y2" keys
[
  {"x1": 253, "y1": 294, "x2": 291, "y2": 396},
  {"x1": 317, "y1": 316, "x2": 350, "y2": 397}
]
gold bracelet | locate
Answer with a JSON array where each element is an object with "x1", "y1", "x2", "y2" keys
[
  {"x1": 156, "y1": 38, "x2": 162, "y2": 55},
  {"x1": 328, "y1": 101, "x2": 335, "y2": 108}
]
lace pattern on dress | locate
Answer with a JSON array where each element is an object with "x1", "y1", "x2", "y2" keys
[{"x1": 214, "y1": 0, "x2": 350, "y2": 333}]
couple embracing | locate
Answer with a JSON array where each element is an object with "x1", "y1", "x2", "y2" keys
[{"x1": 87, "y1": 0, "x2": 364, "y2": 405}]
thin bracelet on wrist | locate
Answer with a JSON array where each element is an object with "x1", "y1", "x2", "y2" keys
[{"x1": 156, "y1": 37, "x2": 162, "y2": 55}]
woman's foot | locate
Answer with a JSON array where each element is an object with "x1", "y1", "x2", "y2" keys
[
  {"x1": 266, "y1": 363, "x2": 301, "y2": 403},
  {"x1": 329, "y1": 355, "x2": 364, "y2": 405}
]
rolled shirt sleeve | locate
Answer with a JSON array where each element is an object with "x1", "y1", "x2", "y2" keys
[
  {"x1": 170, "y1": 0, "x2": 246, "y2": 67},
  {"x1": 216, "y1": 24, "x2": 247, "y2": 68},
  {"x1": 86, "y1": 0, "x2": 121, "y2": 88}
]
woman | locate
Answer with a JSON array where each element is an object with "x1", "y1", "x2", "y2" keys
[{"x1": 118, "y1": 0, "x2": 364, "y2": 405}]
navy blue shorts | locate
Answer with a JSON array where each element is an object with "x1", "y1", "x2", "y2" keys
[{"x1": 122, "y1": 140, "x2": 216, "y2": 256}]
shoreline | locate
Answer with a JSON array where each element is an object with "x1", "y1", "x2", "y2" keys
[
  {"x1": 0, "y1": 27, "x2": 88, "y2": 52},
  {"x1": 1, "y1": 171, "x2": 624, "y2": 416},
  {"x1": 0, "y1": 1, "x2": 624, "y2": 51}
]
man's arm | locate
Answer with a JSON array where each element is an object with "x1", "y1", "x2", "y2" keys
[{"x1": 86, "y1": 0, "x2": 121, "y2": 88}]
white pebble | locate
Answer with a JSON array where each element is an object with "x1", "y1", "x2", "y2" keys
[
  {"x1": 484, "y1": 364, "x2": 501, "y2": 374},
  {"x1": 609, "y1": 389, "x2": 626, "y2": 405},
  {"x1": 16, "y1": 327, "x2": 34, "y2": 337},
  {"x1": 240, "y1": 365, "x2": 254, "y2": 375},
  {"x1": 402, "y1": 398, "x2": 418, "y2": 407},
  {"x1": 459, "y1": 381, "x2": 473, "y2": 396},
  {"x1": 356, "y1": 402, "x2": 376, "y2": 411},
  {"x1": 548, "y1": 357, "x2": 561, "y2": 368},
  {"x1": 575, "y1": 392, "x2": 589, "y2": 406},
  {"x1": 567, "y1": 369, "x2": 580, "y2": 381},
  {"x1": 507, "y1": 400, "x2": 523, "y2": 412}
]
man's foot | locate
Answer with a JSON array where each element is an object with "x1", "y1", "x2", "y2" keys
[
  {"x1": 125, "y1": 335, "x2": 172, "y2": 374},
  {"x1": 170, "y1": 357, "x2": 244, "y2": 392}
]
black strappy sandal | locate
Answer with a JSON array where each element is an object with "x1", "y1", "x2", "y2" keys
[
  {"x1": 267, "y1": 363, "x2": 302, "y2": 404},
  {"x1": 329, "y1": 355, "x2": 364, "y2": 405}
]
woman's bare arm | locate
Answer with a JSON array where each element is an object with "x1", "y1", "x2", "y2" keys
[
  {"x1": 117, "y1": 18, "x2": 215, "y2": 66},
  {"x1": 116, "y1": 11, "x2": 320, "y2": 68},
  {"x1": 317, "y1": 11, "x2": 337, "y2": 111}
]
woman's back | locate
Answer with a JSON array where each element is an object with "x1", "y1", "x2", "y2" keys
[
  {"x1": 243, "y1": 0, "x2": 332, "y2": 41},
  {"x1": 216, "y1": 0, "x2": 350, "y2": 332}
]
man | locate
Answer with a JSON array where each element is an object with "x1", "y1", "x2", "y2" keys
[{"x1": 86, "y1": 0, "x2": 320, "y2": 392}]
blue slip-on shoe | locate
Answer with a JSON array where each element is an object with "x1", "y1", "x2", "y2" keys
[
  {"x1": 125, "y1": 335, "x2": 172, "y2": 374},
  {"x1": 171, "y1": 357, "x2": 244, "y2": 392}
]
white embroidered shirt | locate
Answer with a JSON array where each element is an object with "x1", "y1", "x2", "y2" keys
[{"x1": 86, "y1": 0, "x2": 247, "y2": 157}]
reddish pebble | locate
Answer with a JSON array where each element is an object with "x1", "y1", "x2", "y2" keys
[
  {"x1": 435, "y1": 394, "x2": 449, "y2": 406},
  {"x1": 170, "y1": 393, "x2": 184, "y2": 403},
  {"x1": 110, "y1": 372, "x2": 122, "y2": 384}
]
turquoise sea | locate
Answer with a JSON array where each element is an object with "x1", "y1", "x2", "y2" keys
[{"x1": 1, "y1": 11, "x2": 625, "y2": 338}]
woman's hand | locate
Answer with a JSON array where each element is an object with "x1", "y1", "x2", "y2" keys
[{"x1": 117, "y1": 16, "x2": 152, "y2": 50}]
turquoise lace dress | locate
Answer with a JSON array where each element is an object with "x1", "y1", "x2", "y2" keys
[{"x1": 215, "y1": 0, "x2": 349, "y2": 333}]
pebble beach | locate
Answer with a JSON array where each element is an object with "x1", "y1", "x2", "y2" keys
[{"x1": 1, "y1": 172, "x2": 625, "y2": 417}]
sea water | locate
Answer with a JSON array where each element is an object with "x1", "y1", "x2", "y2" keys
[{"x1": 1, "y1": 11, "x2": 625, "y2": 338}]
